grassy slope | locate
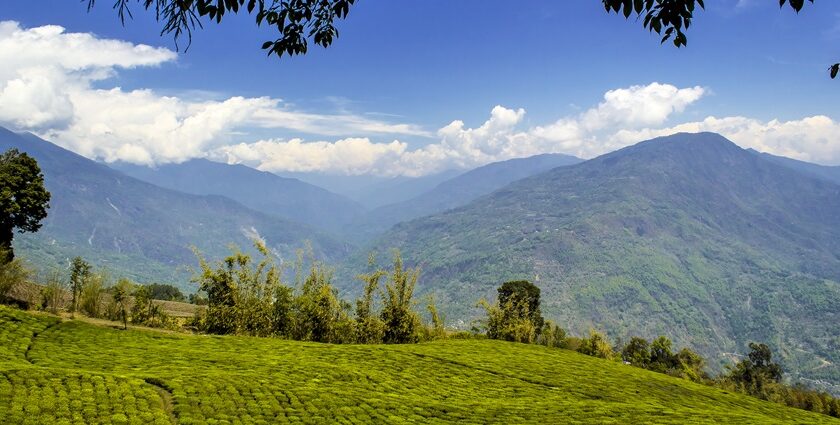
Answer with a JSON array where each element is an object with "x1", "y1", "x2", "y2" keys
[{"x1": 0, "y1": 307, "x2": 836, "y2": 424}]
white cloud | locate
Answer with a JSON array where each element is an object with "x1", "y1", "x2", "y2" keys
[
  {"x1": 580, "y1": 83, "x2": 705, "y2": 131},
  {"x1": 215, "y1": 83, "x2": 710, "y2": 176},
  {"x1": 0, "y1": 21, "x2": 427, "y2": 165},
  {"x1": 214, "y1": 138, "x2": 409, "y2": 176},
  {"x1": 609, "y1": 115, "x2": 840, "y2": 165},
  {"x1": 218, "y1": 82, "x2": 840, "y2": 176},
  {"x1": 1, "y1": 21, "x2": 836, "y2": 176}
]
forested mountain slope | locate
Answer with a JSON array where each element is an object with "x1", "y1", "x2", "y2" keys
[
  {"x1": 1, "y1": 128, "x2": 348, "y2": 288},
  {"x1": 112, "y1": 159, "x2": 366, "y2": 234},
  {"x1": 355, "y1": 153, "x2": 582, "y2": 241},
  {"x1": 373, "y1": 132, "x2": 840, "y2": 391}
]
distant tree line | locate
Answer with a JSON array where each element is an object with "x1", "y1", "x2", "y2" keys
[
  {"x1": 190, "y1": 242, "x2": 442, "y2": 344},
  {"x1": 479, "y1": 279, "x2": 840, "y2": 418}
]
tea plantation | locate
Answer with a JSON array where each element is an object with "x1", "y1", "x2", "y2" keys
[{"x1": 0, "y1": 306, "x2": 836, "y2": 424}]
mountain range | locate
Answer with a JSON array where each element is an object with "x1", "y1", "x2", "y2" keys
[
  {"x1": 111, "y1": 159, "x2": 365, "y2": 235},
  {"x1": 4, "y1": 127, "x2": 840, "y2": 394},
  {"x1": 363, "y1": 132, "x2": 840, "y2": 392},
  {"x1": 353, "y1": 153, "x2": 582, "y2": 240},
  {"x1": 1, "y1": 128, "x2": 348, "y2": 287}
]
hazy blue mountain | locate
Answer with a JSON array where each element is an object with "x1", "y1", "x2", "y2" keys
[
  {"x1": 286, "y1": 170, "x2": 462, "y2": 207},
  {"x1": 355, "y1": 153, "x2": 582, "y2": 240},
  {"x1": 749, "y1": 149, "x2": 840, "y2": 185},
  {"x1": 1, "y1": 128, "x2": 349, "y2": 289},
  {"x1": 111, "y1": 159, "x2": 366, "y2": 234},
  {"x1": 365, "y1": 132, "x2": 840, "y2": 392}
]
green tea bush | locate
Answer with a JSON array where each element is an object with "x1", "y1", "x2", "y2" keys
[
  {"x1": 0, "y1": 307, "x2": 58, "y2": 365},
  {"x1": 0, "y1": 368, "x2": 170, "y2": 425},
  {"x1": 5, "y1": 306, "x2": 833, "y2": 424}
]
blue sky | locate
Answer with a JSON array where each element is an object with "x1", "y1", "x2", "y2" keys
[{"x1": 1, "y1": 0, "x2": 839, "y2": 175}]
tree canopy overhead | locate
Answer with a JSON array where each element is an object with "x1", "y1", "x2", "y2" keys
[
  {"x1": 86, "y1": 0, "x2": 356, "y2": 57},
  {"x1": 602, "y1": 0, "x2": 836, "y2": 77},
  {"x1": 86, "y1": 0, "x2": 838, "y2": 78}
]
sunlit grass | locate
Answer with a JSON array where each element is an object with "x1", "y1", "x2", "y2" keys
[{"x1": 1, "y1": 306, "x2": 836, "y2": 424}]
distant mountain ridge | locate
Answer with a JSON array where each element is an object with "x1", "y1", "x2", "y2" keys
[
  {"x1": 1, "y1": 127, "x2": 349, "y2": 288},
  {"x1": 111, "y1": 158, "x2": 366, "y2": 234},
  {"x1": 367, "y1": 132, "x2": 840, "y2": 393},
  {"x1": 749, "y1": 149, "x2": 840, "y2": 185},
  {"x1": 352, "y1": 153, "x2": 582, "y2": 241},
  {"x1": 285, "y1": 169, "x2": 464, "y2": 208}
]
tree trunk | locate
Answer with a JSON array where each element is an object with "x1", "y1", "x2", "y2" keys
[{"x1": 0, "y1": 224, "x2": 13, "y2": 264}]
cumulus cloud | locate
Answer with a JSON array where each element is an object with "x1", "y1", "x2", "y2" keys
[
  {"x1": 1, "y1": 21, "x2": 836, "y2": 176},
  {"x1": 214, "y1": 84, "x2": 711, "y2": 176},
  {"x1": 609, "y1": 115, "x2": 840, "y2": 165},
  {"x1": 0, "y1": 21, "x2": 427, "y2": 165},
  {"x1": 218, "y1": 82, "x2": 840, "y2": 176}
]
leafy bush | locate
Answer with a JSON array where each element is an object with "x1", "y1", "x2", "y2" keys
[
  {"x1": 354, "y1": 268, "x2": 385, "y2": 344},
  {"x1": 39, "y1": 271, "x2": 66, "y2": 314},
  {"x1": 145, "y1": 283, "x2": 185, "y2": 301},
  {"x1": 0, "y1": 252, "x2": 30, "y2": 301},
  {"x1": 536, "y1": 321, "x2": 566, "y2": 348},
  {"x1": 480, "y1": 280, "x2": 548, "y2": 343},
  {"x1": 79, "y1": 273, "x2": 108, "y2": 318},
  {"x1": 577, "y1": 329, "x2": 614, "y2": 359},
  {"x1": 380, "y1": 252, "x2": 421, "y2": 344}
]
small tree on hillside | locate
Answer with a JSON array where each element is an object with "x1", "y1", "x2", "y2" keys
[
  {"x1": 480, "y1": 297, "x2": 538, "y2": 343},
  {"x1": 537, "y1": 321, "x2": 566, "y2": 348},
  {"x1": 146, "y1": 283, "x2": 186, "y2": 301},
  {"x1": 80, "y1": 272, "x2": 108, "y2": 318},
  {"x1": 380, "y1": 251, "x2": 421, "y2": 344},
  {"x1": 112, "y1": 278, "x2": 133, "y2": 330},
  {"x1": 622, "y1": 337, "x2": 652, "y2": 367},
  {"x1": 40, "y1": 270, "x2": 66, "y2": 314},
  {"x1": 355, "y1": 262, "x2": 386, "y2": 344},
  {"x1": 577, "y1": 329, "x2": 614, "y2": 359},
  {"x1": 498, "y1": 280, "x2": 545, "y2": 332},
  {"x1": 425, "y1": 295, "x2": 446, "y2": 340},
  {"x1": 726, "y1": 342, "x2": 784, "y2": 395},
  {"x1": 69, "y1": 257, "x2": 91, "y2": 316},
  {"x1": 292, "y1": 262, "x2": 354, "y2": 343},
  {"x1": 649, "y1": 336, "x2": 677, "y2": 372},
  {"x1": 481, "y1": 280, "x2": 546, "y2": 343}
]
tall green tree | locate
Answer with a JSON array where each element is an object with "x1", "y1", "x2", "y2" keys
[
  {"x1": 497, "y1": 280, "x2": 545, "y2": 333},
  {"x1": 622, "y1": 337, "x2": 652, "y2": 367},
  {"x1": 0, "y1": 149, "x2": 51, "y2": 262},
  {"x1": 355, "y1": 264, "x2": 386, "y2": 344},
  {"x1": 194, "y1": 242, "x2": 283, "y2": 336},
  {"x1": 112, "y1": 278, "x2": 133, "y2": 330},
  {"x1": 380, "y1": 251, "x2": 421, "y2": 344},
  {"x1": 480, "y1": 280, "x2": 546, "y2": 344},
  {"x1": 726, "y1": 342, "x2": 784, "y2": 391},
  {"x1": 69, "y1": 257, "x2": 92, "y2": 316}
]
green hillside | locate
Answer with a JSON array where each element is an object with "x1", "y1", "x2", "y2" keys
[
  {"x1": 367, "y1": 132, "x2": 840, "y2": 392},
  {"x1": 353, "y1": 153, "x2": 582, "y2": 242},
  {"x1": 0, "y1": 307, "x2": 836, "y2": 424},
  {"x1": 0, "y1": 128, "x2": 350, "y2": 289},
  {"x1": 112, "y1": 159, "x2": 366, "y2": 235}
]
